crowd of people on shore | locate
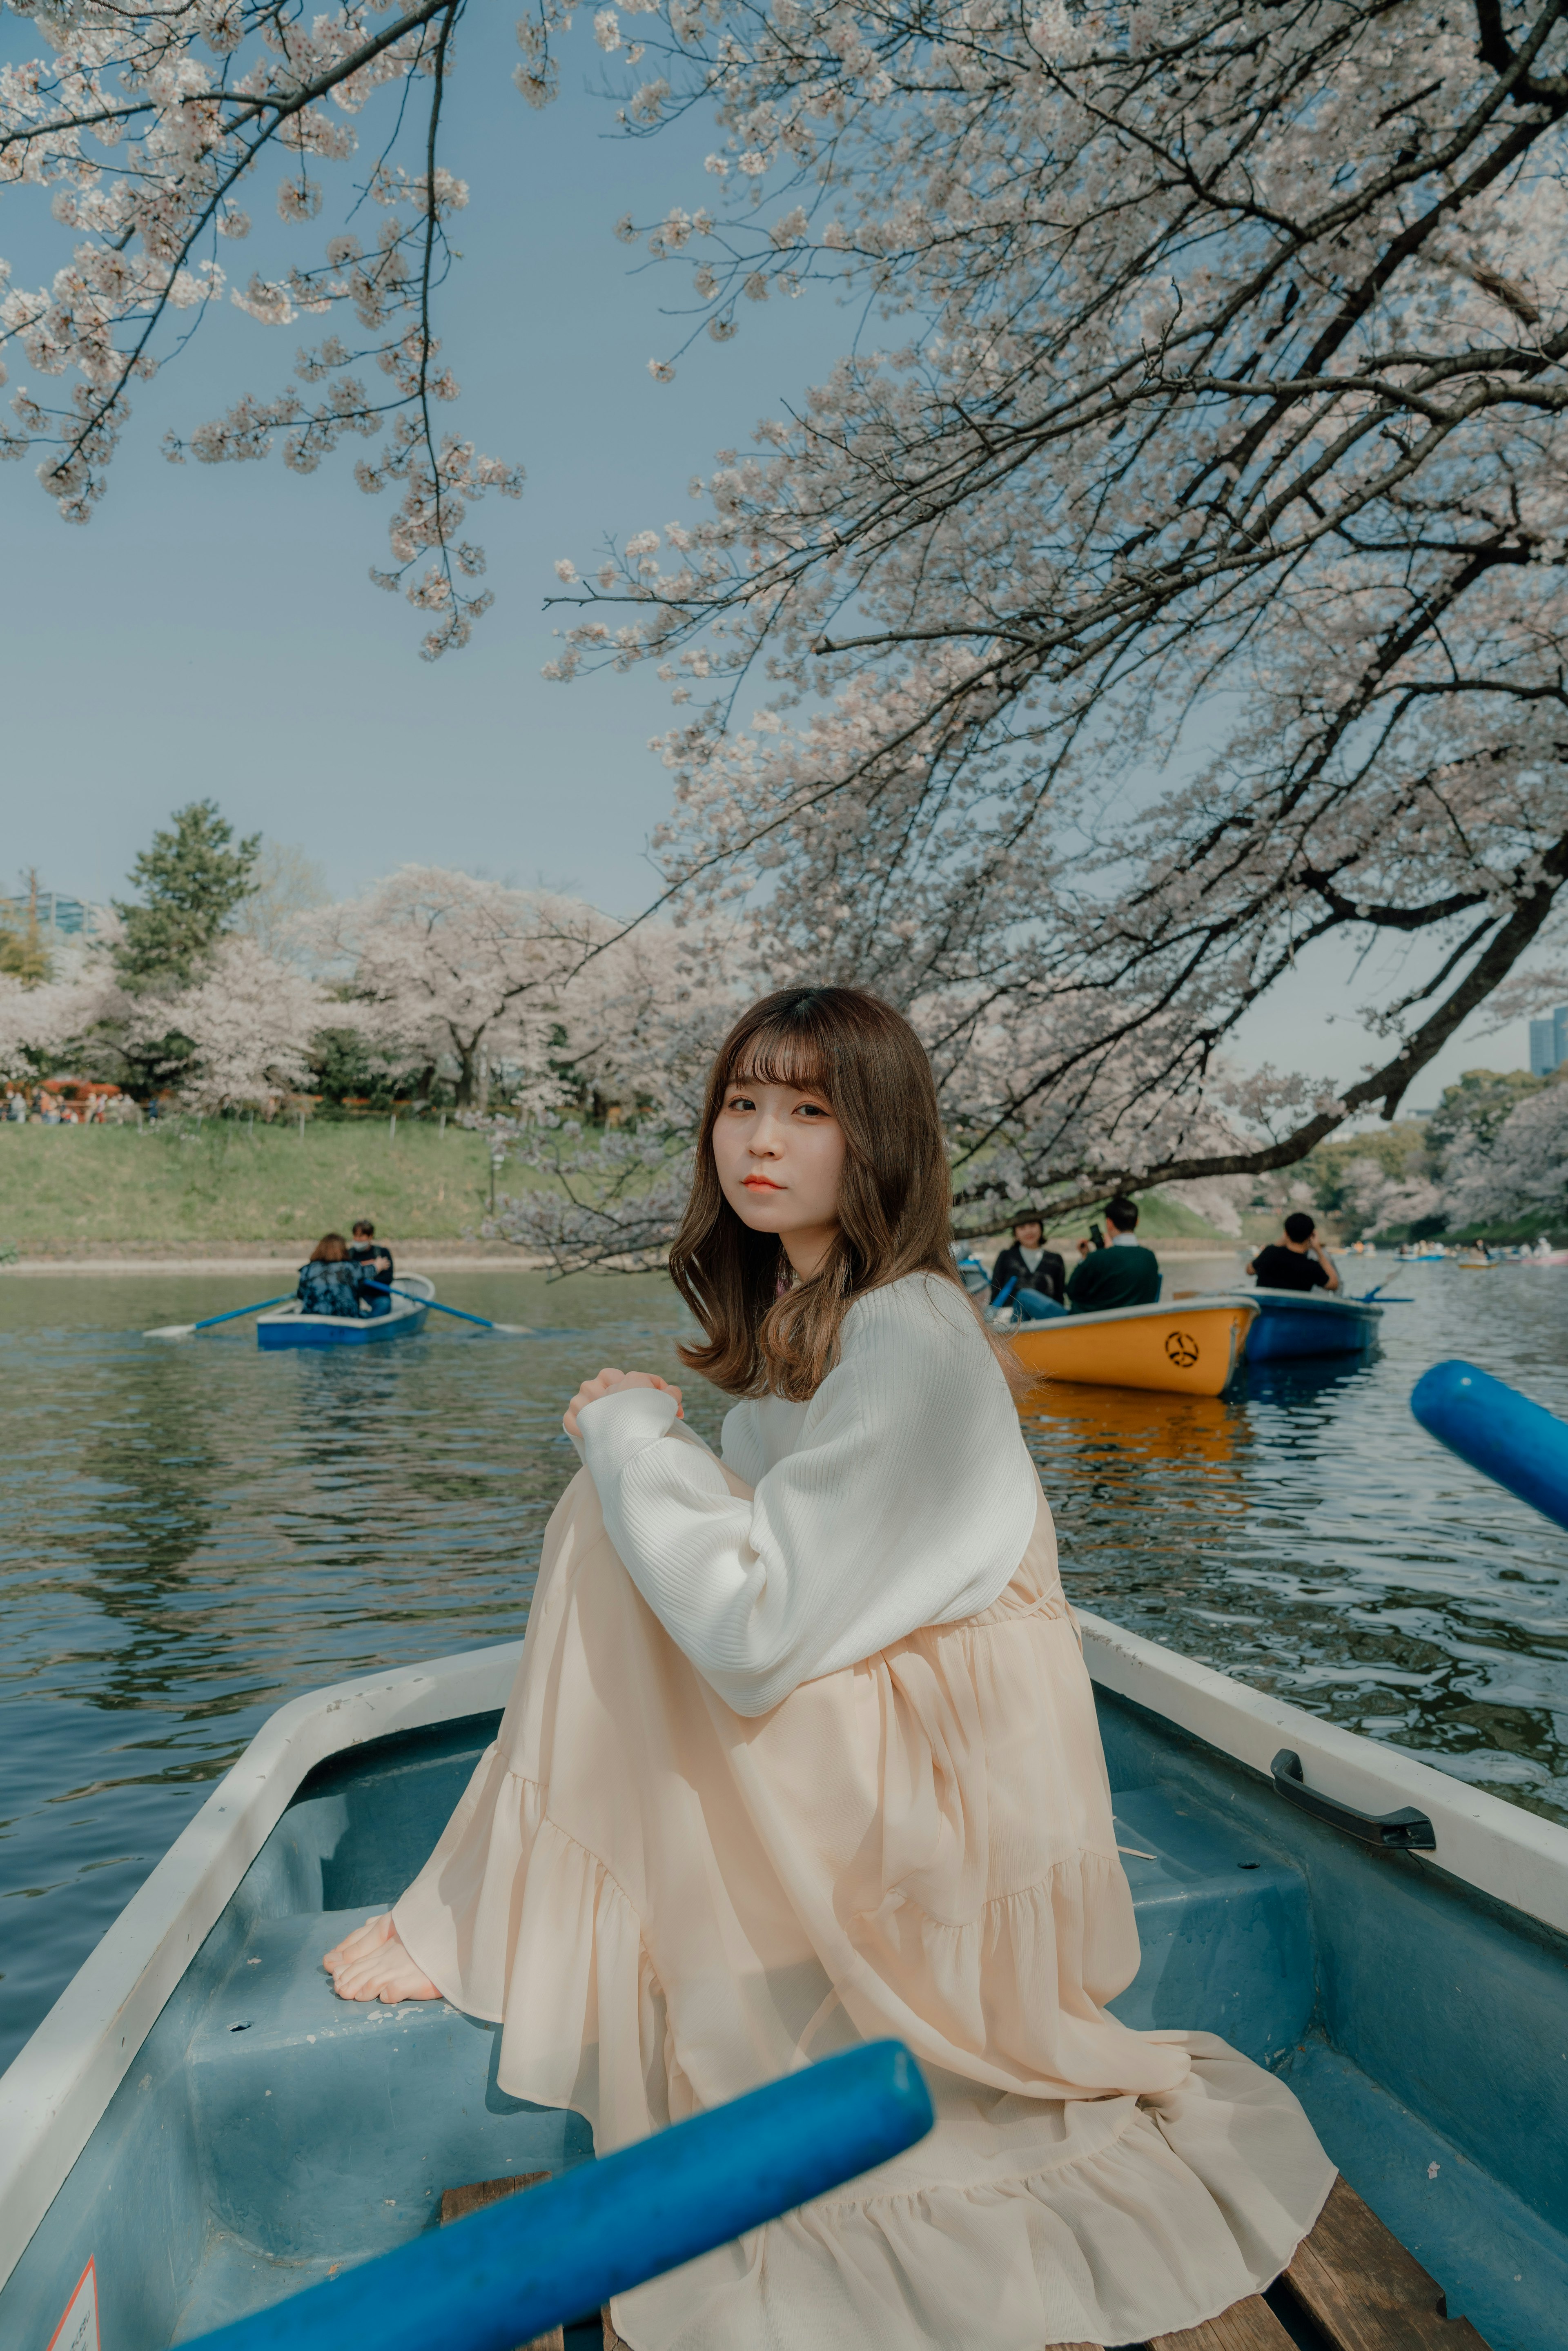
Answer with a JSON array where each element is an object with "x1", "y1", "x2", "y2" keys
[{"x1": 3, "y1": 1083, "x2": 129, "y2": 1123}]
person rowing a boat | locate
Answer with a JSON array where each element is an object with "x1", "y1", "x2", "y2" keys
[
  {"x1": 1247, "y1": 1210, "x2": 1342, "y2": 1293},
  {"x1": 296, "y1": 1232, "x2": 370, "y2": 1318},
  {"x1": 323, "y1": 986, "x2": 1332, "y2": 2351},
  {"x1": 348, "y1": 1220, "x2": 395, "y2": 1317}
]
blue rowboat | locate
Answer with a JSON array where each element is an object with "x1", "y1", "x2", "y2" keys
[
  {"x1": 1235, "y1": 1286, "x2": 1384, "y2": 1363},
  {"x1": 2, "y1": 1586, "x2": 1563, "y2": 2348},
  {"x1": 256, "y1": 1274, "x2": 434, "y2": 1350}
]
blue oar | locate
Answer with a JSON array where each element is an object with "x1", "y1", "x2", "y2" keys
[
  {"x1": 183, "y1": 2040, "x2": 934, "y2": 2351},
  {"x1": 365, "y1": 1281, "x2": 534, "y2": 1336},
  {"x1": 990, "y1": 1276, "x2": 1018, "y2": 1317},
  {"x1": 145, "y1": 1295, "x2": 294, "y2": 1340},
  {"x1": 1412, "y1": 1359, "x2": 1568, "y2": 1533}
]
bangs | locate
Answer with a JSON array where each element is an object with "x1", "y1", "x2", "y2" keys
[{"x1": 722, "y1": 1021, "x2": 830, "y2": 1098}]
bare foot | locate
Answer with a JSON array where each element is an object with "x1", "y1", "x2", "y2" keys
[{"x1": 323, "y1": 1912, "x2": 441, "y2": 2003}]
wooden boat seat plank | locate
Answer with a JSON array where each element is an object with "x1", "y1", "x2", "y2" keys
[
  {"x1": 1147, "y1": 2292, "x2": 1295, "y2": 2349},
  {"x1": 1283, "y1": 2177, "x2": 1492, "y2": 2350},
  {"x1": 440, "y1": 2171, "x2": 563, "y2": 2351}
]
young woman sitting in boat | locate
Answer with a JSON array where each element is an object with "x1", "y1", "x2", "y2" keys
[
  {"x1": 323, "y1": 986, "x2": 1332, "y2": 2349},
  {"x1": 296, "y1": 1232, "x2": 370, "y2": 1318}
]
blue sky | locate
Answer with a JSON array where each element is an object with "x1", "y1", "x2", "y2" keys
[
  {"x1": 0, "y1": 22, "x2": 1536, "y2": 1097},
  {"x1": 1, "y1": 29, "x2": 847, "y2": 916}
]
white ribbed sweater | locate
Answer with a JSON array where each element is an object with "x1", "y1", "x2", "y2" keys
[{"x1": 573, "y1": 1272, "x2": 1041, "y2": 1716}]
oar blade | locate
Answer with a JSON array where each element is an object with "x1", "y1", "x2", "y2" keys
[{"x1": 144, "y1": 1324, "x2": 197, "y2": 1340}]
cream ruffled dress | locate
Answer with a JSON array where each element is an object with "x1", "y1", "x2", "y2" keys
[{"x1": 394, "y1": 1287, "x2": 1333, "y2": 2350}]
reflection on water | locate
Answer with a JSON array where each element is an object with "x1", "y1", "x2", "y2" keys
[
  {"x1": 2, "y1": 1255, "x2": 1567, "y2": 2071},
  {"x1": 1021, "y1": 1260, "x2": 1568, "y2": 1852}
]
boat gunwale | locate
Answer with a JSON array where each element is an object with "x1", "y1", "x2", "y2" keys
[
  {"x1": 1008, "y1": 1292, "x2": 1259, "y2": 1332},
  {"x1": 1231, "y1": 1286, "x2": 1385, "y2": 1319},
  {"x1": 4, "y1": 1613, "x2": 1566, "y2": 2298},
  {"x1": 256, "y1": 1272, "x2": 435, "y2": 1339}
]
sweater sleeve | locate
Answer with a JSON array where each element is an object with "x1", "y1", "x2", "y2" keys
[
  {"x1": 575, "y1": 1275, "x2": 1041, "y2": 1716},
  {"x1": 717, "y1": 1398, "x2": 766, "y2": 1486}
]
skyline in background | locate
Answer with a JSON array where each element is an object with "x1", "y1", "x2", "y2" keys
[{"x1": 0, "y1": 20, "x2": 1539, "y2": 1102}]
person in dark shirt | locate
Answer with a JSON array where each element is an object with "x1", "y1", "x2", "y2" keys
[
  {"x1": 296, "y1": 1232, "x2": 367, "y2": 1318},
  {"x1": 1065, "y1": 1195, "x2": 1162, "y2": 1313},
  {"x1": 348, "y1": 1219, "x2": 395, "y2": 1316},
  {"x1": 990, "y1": 1214, "x2": 1067, "y2": 1319},
  {"x1": 1247, "y1": 1211, "x2": 1341, "y2": 1294}
]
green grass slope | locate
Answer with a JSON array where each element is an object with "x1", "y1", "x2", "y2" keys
[{"x1": 0, "y1": 1122, "x2": 498, "y2": 1253}]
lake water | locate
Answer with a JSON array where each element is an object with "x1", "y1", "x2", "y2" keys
[{"x1": 3, "y1": 1255, "x2": 1567, "y2": 2075}]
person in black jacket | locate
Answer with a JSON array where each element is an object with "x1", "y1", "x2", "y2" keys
[
  {"x1": 989, "y1": 1214, "x2": 1067, "y2": 1319},
  {"x1": 349, "y1": 1219, "x2": 395, "y2": 1316}
]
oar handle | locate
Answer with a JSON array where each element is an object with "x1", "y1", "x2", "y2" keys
[
  {"x1": 183, "y1": 2041, "x2": 933, "y2": 2351},
  {"x1": 192, "y1": 1295, "x2": 295, "y2": 1332},
  {"x1": 364, "y1": 1281, "x2": 496, "y2": 1331},
  {"x1": 1412, "y1": 1359, "x2": 1568, "y2": 1532},
  {"x1": 991, "y1": 1276, "x2": 1018, "y2": 1313}
]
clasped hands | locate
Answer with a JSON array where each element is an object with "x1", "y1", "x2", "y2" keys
[{"x1": 564, "y1": 1366, "x2": 684, "y2": 1443}]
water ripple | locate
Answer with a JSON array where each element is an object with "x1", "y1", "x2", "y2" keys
[{"x1": 2, "y1": 1255, "x2": 1566, "y2": 2074}]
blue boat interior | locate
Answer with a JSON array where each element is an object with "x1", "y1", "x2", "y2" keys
[{"x1": 6, "y1": 1690, "x2": 1566, "y2": 2351}]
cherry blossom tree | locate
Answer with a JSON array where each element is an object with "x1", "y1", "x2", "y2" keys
[
  {"x1": 0, "y1": 0, "x2": 526, "y2": 655},
  {"x1": 135, "y1": 934, "x2": 336, "y2": 1109},
  {"x1": 1445, "y1": 1078, "x2": 1568, "y2": 1220},
  {"x1": 480, "y1": 923, "x2": 735, "y2": 1268},
  {"x1": 0, "y1": 930, "x2": 327, "y2": 1107},
  {"x1": 546, "y1": 0, "x2": 1568, "y2": 1212},
  {"x1": 294, "y1": 864, "x2": 618, "y2": 1109},
  {"x1": 0, "y1": 966, "x2": 123, "y2": 1080}
]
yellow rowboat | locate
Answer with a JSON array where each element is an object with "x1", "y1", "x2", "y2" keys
[{"x1": 1009, "y1": 1295, "x2": 1258, "y2": 1397}]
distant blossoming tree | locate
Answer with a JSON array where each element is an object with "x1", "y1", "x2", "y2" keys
[
  {"x1": 478, "y1": 920, "x2": 733, "y2": 1269},
  {"x1": 294, "y1": 865, "x2": 618, "y2": 1110},
  {"x1": 544, "y1": 0, "x2": 1568, "y2": 1212},
  {"x1": 136, "y1": 935, "x2": 335, "y2": 1110},
  {"x1": 0, "y1": 965, "x2": 124, "y2": 1081},
  {"x1": 1445, "y1": 1079, "x2": 1568, "y2": 1221}
]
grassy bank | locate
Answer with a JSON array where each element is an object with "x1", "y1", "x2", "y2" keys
[
  {"x1": 0, "y1": 1121, "x2": 500, "y2": 1255},
  {"x1": 0, "y1": 1121, "x2": 1243, "y2": 1258}
]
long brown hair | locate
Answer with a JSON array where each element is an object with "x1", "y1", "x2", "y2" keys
[
  {"x1": 310, "y1": 1232, "x2": 349, "y2": 1264},
  {"x1": 670, "y1": 986, "x2": 1014, "y2": 1400}
]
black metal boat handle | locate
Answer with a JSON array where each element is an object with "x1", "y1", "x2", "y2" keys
[{"x1": 1270, "y1": 1750, "x2": 1436, "y2": 1852}]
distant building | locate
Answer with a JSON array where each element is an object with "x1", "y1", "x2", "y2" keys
[
  {"x1": 1529, "y1": 1007, "x2": 1568, "y2": 1076},
  {"x1": 0, "y1": 890, "x2": 109, "y2": 944}
]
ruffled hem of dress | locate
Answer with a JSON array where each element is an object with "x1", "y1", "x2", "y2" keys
[{"x1": 610, "y1": 2039, "x2": 1336, "y2": 2351}]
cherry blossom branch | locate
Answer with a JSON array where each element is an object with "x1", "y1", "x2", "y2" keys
[{"x1": 1, "y1": 0, "x2": 525, "y2": 649}]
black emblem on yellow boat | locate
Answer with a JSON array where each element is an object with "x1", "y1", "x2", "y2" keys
[{"x1": 1164, "y1": 1330, "x2": 1199, "y2": 1368}]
